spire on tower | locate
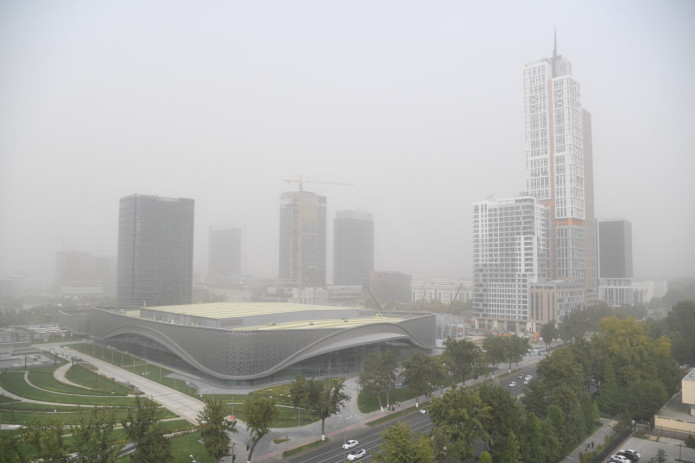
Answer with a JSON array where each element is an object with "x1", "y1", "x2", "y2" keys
[{"x1": 552, "y1": 28, "x2": 559, "y2": 77}]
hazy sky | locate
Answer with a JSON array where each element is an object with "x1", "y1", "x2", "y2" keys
[{"x1": 1, "y1": 0, "x2": 694, "y2": 283}]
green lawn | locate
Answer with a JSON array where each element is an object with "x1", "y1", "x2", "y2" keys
[
  {"x1": 70, "y1": 343, "x2": 203, "y2": 397},
  {"x1": 168, "y1": 432, "x2": 215, "y2": 463},
  {"x1": 65, "y1": 364, "x2": 131, "y2": 395},
  {"x1": 1, "y1": 371, "x2": 143, "y2": 406},
  {"x1": 0, "y1": 401, "x2": 176, "y2": 425},
  {"x1": 28, "y1": 368, "x2": 125, "y2": 396}
]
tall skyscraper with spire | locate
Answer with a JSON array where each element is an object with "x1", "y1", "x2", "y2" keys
[
  {"x1": 523, "y1": 33, "x2": 591, "y2": 284},
  {"x1": 472, "y1": 35, "x2": 598, "y2": 332}
]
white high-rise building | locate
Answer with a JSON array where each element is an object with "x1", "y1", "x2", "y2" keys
[
  {"x1": 472, "y1": 195, "x2": 550, "y2": 332},
  {"x1": 523, "y1": 35, "x2": 587, "y2": 282}
]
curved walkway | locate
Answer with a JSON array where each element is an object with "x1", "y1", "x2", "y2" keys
[{"x1": 52, "y1": 362, "x2": 96, "y2": 390}]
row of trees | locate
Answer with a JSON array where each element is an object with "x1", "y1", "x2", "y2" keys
[
  {"x1": 1, "y1": 391, "x2": 288, "y2": 463},
  {"x1": 355, "y1": 335, "x2": 532, "y2": 412},
  {"x1": 0, "y1": 397, "x2": 172, "y2": 463},
  {"x1": 369, "y1": 300, "x2": 692, "y2": 462}
]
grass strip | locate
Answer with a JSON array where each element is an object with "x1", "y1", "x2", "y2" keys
[
  {"x1": 1, "y1": 371, "x2": 143, "y2": 406},
  {"x1": 65, "y1": 364, "x2": 131, "y2": 395},
  {"x1": 282, "y1": 438, "x2": 328, "y2": 458},
  {"x1": 28, "y1": 369, "x2": 121, "y2": 396}
]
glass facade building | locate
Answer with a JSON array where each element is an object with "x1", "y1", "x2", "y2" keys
[
  {"x1": 116, "y1": 194, "x2": 194, "y2": 308},
  {"x1": 333, "y1": 210, "x2": 374, "y2": 285}
]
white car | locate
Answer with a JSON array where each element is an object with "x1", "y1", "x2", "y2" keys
[
  {"x1": 342, "y1": 440, "x2": 358, "y2": 450},
  {"x1": 509, "y1": 381, "x2": 517, "y2": 387},
  {"x1": 347, "y1": 449, "x2": 366, "y2": 461},
  {"x1": 419, "y1": 408, "x2": 428, "y2": 414}
]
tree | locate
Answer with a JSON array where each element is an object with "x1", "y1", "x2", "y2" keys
[
  {"x1": 478, "y1": 451, "x2": 493, "y2": 463},
  {"x1": 662, "y1": 300, "x2": 695, "y2": 364},
  {"x1": 442, "y1": 337, "x2": 483, "y2": 382},
  {"x1": 579, "y1": 391, "x2": 595, "y2": 433},
  {"x1": 523, "y1": 413, "x2": 543, "y2": 463},
  {"x1": 306, "y1": 378, "x2": 350, "y2": 441},
  {"x1": 27, "y1": 419, "x2": 67, "y2": 463},
  {"x1": 72, "y1": 407, "x2": 118, "y2": 463},
  {"x1": 289, "y1": 374, "x2": 309, "y2": 425},
  {"x1": 500, "y1": 431, "x2": 521, "y2": 463},
  {"x1": 622, "y1": 379, "x2": 668, "y2": 421},
  {"x1": 358, "y1": 349, "x2": 398, "y2": 409},
  {"x1": 540, "y1": 321, "x2": 558, "y2": 350},
  {"x1": 372, "y1": 422, "x2": 435, "y2": 463},
  {"x1": 558, "y1": 308, "x2": 591, "y2": 343},
  {"x1": 197, "y1": 396, "x2": 237, "y2": 463},
  {"x1": 121, "y1": 396, "x2": 172, "y2": 463},
  {"x1": 402, "y1": 351, "x2": 445, "y2": 402},
  {"x1": 428, "y1": 386, "x2": 491, "y2": 462},
  {"x1": 244, "y1": 392, "x2": 278, "y2": 462},
  {"x1": 508, "y1": 335, "x2": 532, "y2": 368},
  {"x1": 482, "y1": 336, "x2": 507, "y2": 370},
  {"x1": 597, "y1": 357, "x2": 619, "y2": 416},
  {"x1": 651, "y1": 448, "x2": 667, "y2": 463},
  {"x1": 0, "y1": 428, "x2": 27, "y2": 463},
  {"x1": 478, "y1": 384, "x2": 525, "y2": 459}
]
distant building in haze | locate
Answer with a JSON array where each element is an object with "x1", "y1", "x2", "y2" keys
[
  {"x1": 367, "y1": 271, "x2": 412, "y2": 306},
  {"x1": 411, "y1": 279, "x2": 473, "y2": 305},
  {"x1": 472, "y1": 195, "x2": 550, "y2": 332},
  {"x1": 583, "y1": 109, "x2": 599, "y2": 304},
  {"x1": 598, "y1": 218, "x2": 633, "y2": 306},
  {"x1": 279, "y1": 190, "x2": 327, "y2": 295},
  {"x1": 208, "y1": 225, "x2": 241, "y2": 286},
  {"x1": 333, "y1": 210, "x2": 374, "y2": 285},
  {"x1": 55, "y1": 251, "x2": 115, "y2": 296},
  {"x1": 116, "y1": 194, "x2": 195, "y2": 308}
]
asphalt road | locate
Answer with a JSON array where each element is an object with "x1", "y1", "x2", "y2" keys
[{"x1": 283, "y1": 363, "x2": 540, "y2": 463}]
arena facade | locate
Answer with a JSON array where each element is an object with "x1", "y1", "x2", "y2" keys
[{"x1": 60, "y1": 302, "x2": 436, "y2": 386}]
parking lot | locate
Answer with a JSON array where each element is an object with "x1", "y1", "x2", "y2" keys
[{"x1": 604, "y1": 436, "x2": 695, "y2": 463}]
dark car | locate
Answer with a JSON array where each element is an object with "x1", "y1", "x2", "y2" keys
[{"x1": 618, "y1": 449, "x2": 640, "y2": 461}]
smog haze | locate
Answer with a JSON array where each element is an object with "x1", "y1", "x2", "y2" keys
[{"x1": 1, "y1": 0, "x2": 694, "y2": 282}]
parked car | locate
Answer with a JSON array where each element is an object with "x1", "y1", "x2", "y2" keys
[
  {"x1": 618, "y1": 449, "x2": 641, "y2": 461},
  {"x1": 342, "y1": 440, "x2": 358, "y2": 450},
  {"x1": 347, "y1": 449, "x2": 367, "y2": 461},
  {"x1": 419, "y1": 408, "x2": 428, "y2": 414},
  {"x1": 609, "y1": 455, "x2": 631, "y2": 463},
  {"x1": 509, "y1": 381, "x2": 517, "y2": 387}
]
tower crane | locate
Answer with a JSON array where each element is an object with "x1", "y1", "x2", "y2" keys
[{"x1": 283, "y1": 176, "x2": 353, "y2": 303}]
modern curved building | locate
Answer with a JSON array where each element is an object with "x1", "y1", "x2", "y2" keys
[{"x1": 62, "y1": 302, "x2": 435, "y2": 386}]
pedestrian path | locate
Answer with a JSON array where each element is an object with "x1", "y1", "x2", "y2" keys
[{"x1": 562, "y1": 418, "x2": 616, "y2": 462}]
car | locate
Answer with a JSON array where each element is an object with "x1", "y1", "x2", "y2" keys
[
  {"x1": 525, "y1": 374, "x2": 532, "y2": 380},
  {"x1": 509, "y1": 381, "x2": 517, "y2": 387},
  {"x1": 610, "y1": 455, "x2": 630, "y2": 463},
  {"x1": 523, "y1": 379, "x2": 530, "y2": 384},
  {"x1": 347, "y1": 449, "x2": 366, "y2": 461},
  {"x1": 616, "y1": 451, "x2": 638, "y2": 462},
  {"x1": 619, "y1": 449, "x2": 641, "y2": 461},
  {"x1": 342, "y1": 440, "x2": 358, "y2": 450},
  {"x1": 419, "y1": 408, "x2": 428, "y2": 414}
]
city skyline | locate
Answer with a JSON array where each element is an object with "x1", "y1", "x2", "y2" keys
[{"x1": 1, "y1": 1, "x2": 694, "y2": 283}]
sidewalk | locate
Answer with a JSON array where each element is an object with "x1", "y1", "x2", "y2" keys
[{"x1": 562, "y1": 418, "x2": 616, "y2": 463}]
